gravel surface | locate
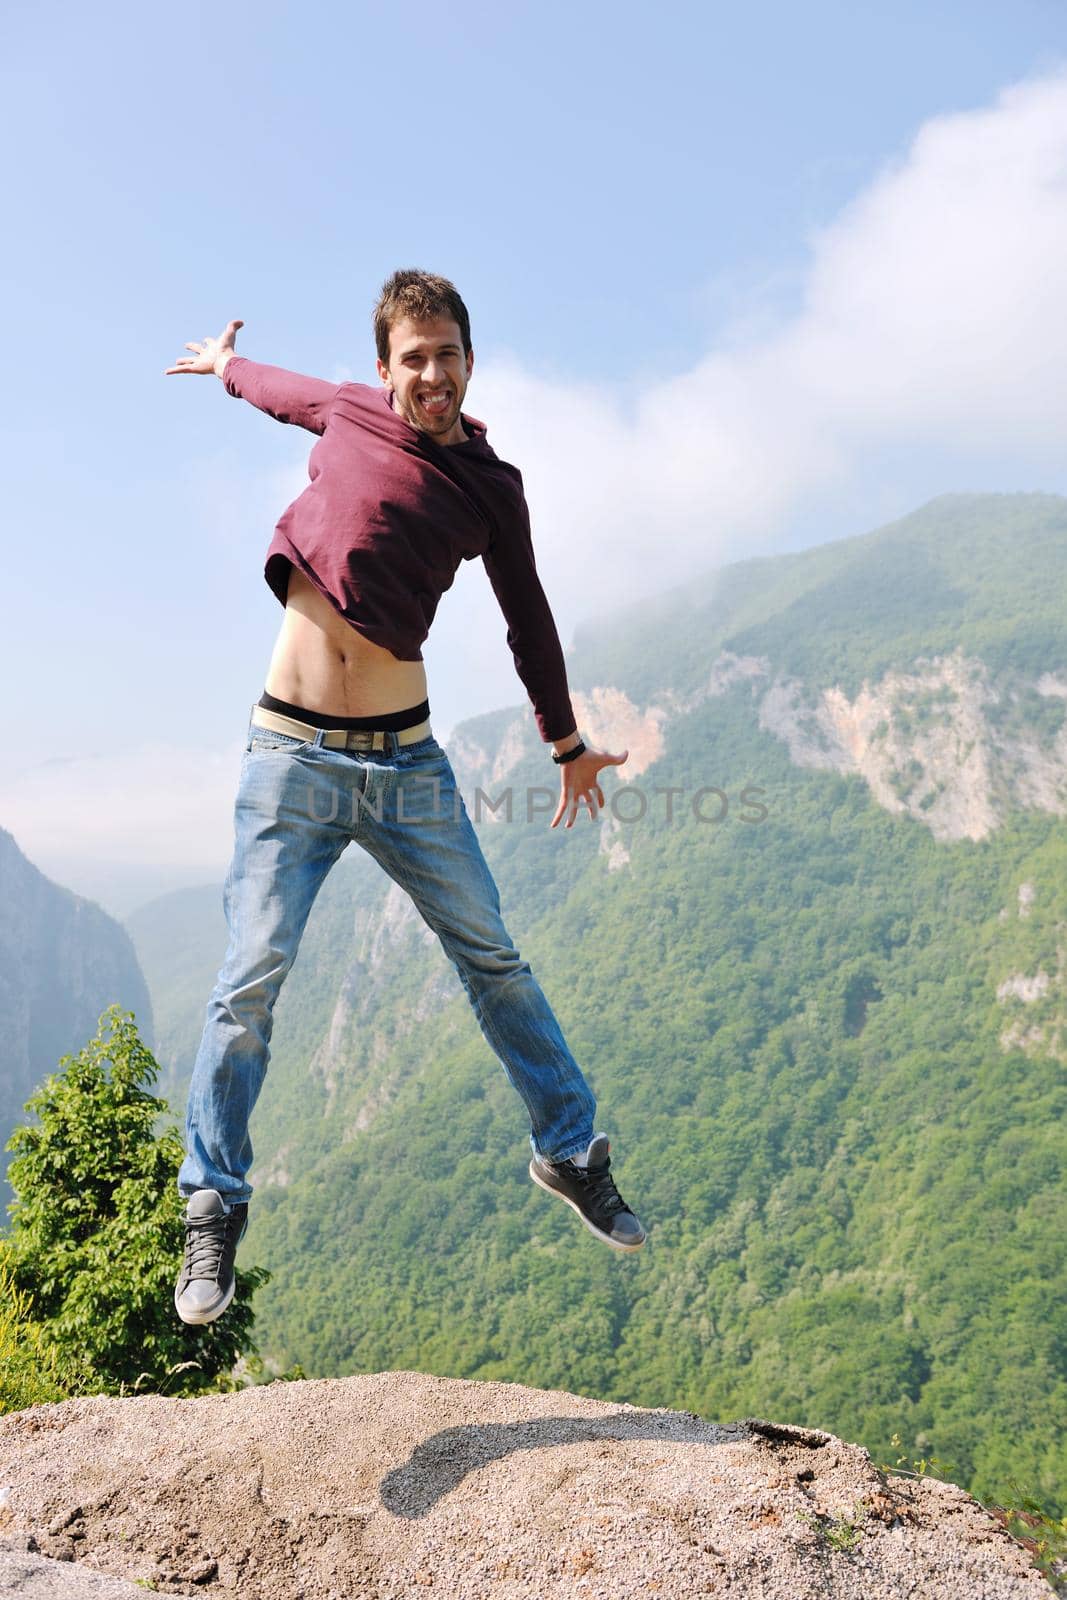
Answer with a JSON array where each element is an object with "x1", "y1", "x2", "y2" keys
[
  {"x1": 0, "y1": 1371, "x2": 1053, "y2": 1599},
  {"x1": 0, "y1": 1543, "x2": 149, "y2": 1597}
]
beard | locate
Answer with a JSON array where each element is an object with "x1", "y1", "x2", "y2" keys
[{"x1": 394, "y1": 384, "x2": 465, "y2": 438}]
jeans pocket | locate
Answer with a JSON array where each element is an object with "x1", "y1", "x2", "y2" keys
[
  {"x1": 245, "y1": 729, "x2": 312, "y2": 755},
  {"x1": 398, "y1": 736, "x2": 447, "y2": 765}
]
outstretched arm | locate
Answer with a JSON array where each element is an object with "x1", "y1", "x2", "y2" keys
[{"x1": 164, "y1": 319, "x2": 341, "y2": 435}]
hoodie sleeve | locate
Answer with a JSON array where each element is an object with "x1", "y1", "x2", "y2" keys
[
  {"x1": 221, "y1": 356, "x2": 342, "y2": 435},
  {"x1": 481, "y1": 481, "x2": 578, "y2": 744}
]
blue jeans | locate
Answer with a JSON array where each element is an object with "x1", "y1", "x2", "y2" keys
[{"x1": 177, "y1": 710, "x2": 597, "y2": 1204}]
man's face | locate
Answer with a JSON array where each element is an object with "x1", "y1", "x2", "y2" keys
[{"x1": 377, "y1": 315, "x2": 475, "y2": 446}]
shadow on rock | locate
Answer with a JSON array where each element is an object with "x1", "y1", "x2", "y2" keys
[{"x1": 381, "y1": 1407, "x2": 749, "y2": 1517}]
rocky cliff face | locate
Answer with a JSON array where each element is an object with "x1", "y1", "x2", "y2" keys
[
  {"x1": 0, "y1": 828, "x2": 153, "y2": 1187},
  {"x1": 452, "y1": 648, "x2": 1067, "y2": 850},
  {"x1": 0, "y1": 1372, "x2": 1053, "y2": 1600},
  {"x1": 756, "y1": 651, "x2": 1067, "y2": 844}
]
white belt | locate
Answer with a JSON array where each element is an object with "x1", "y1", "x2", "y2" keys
[{"x1": 250, "y1": 704, "x2": 432, "y2": 752}]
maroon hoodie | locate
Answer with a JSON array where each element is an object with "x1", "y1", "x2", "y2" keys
[{"x1": 221, "y1": 356, "x2": 577, "y2": 743}]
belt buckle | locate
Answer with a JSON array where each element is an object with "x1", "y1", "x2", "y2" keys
[{"x1": 344, "y1": 728, "x2": 379, "y2": 751}]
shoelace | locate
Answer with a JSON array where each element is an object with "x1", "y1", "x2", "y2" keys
[
  {"x1": 566, "y1": 1160, "x2": 630, "y2": 1221},
  {"x1": 181, "y1": 1212, "x2": 234, "y2": 1283}
]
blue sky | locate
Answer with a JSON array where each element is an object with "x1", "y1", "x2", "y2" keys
[{"x1": 4, "y1": 0, "x2": 1067, "y2": 911}]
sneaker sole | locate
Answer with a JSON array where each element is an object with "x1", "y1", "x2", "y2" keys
[
  {"x1": 529, "y1": 1160, "x2": 646, "y2": 1251},
  {"x1": 173, "y1": 1274, "x2": 237, "y2": 1326}
]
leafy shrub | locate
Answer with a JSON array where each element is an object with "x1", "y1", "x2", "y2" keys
[{"x1": 3, "y1": 1004, "x2": 268, "y2": 1398}]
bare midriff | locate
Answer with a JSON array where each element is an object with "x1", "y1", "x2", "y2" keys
[{"x1": 263, "y1": 564, "x2": 429, "y2": 718}]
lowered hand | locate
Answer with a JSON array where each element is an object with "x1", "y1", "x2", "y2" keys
[{"x1": 550, "y1": 743, "x2": 629, "y2": 829}]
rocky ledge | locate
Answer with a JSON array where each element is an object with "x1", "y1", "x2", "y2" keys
[{"x1": 0, "y1": 1371, "x2": 1053, "y2": 1599}]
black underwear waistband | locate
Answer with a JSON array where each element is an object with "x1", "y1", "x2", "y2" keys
[{"x1": 257, "y1": 689, "x2": 431, "y2": 732}]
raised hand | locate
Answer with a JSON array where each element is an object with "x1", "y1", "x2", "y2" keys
[{"x1": 165, "y1": 318, "x2": 244, "y2": 377}]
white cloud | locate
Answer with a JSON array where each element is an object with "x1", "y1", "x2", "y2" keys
[
  {"x1": 472, "y1": 68, "x2": 1067, "y2": 616},
  {"x1": 791, "y1": 72, "x2": 1067, "y2": 444}
]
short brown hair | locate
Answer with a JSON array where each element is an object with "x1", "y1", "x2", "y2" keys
[{"x1": 373, "y1": 268, "x2": 472, "y2": 365}]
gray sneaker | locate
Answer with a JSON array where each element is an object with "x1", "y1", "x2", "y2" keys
[
  {"x1": 173, "y1": 1189, "x2": 248, "y2": 1325},
  {"x1": 529, "y1": 1133, "x2": 646, "y2": 1251}
]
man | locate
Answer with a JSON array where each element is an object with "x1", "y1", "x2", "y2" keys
[{"x1": 165, "y1": 269, "x2": 646, "y2": 1328}]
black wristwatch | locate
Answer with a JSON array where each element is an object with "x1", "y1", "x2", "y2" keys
[{"x1": 552, "y1": 737, "x2": 587, "y2": 765}]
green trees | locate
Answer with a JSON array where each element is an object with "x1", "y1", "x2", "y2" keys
[{"x1": 1, "y1": 1004, "x2": 267, "y2": 1403}]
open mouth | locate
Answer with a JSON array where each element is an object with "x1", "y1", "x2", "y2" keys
[{"x1": 418, "y1": 389, "x2": 453, "y2": 417}]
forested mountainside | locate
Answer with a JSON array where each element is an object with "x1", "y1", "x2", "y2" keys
[
  {"x1": 126, "y1": 492, "x2": 1067, "y2": 1516},
  {"x1": 0, "y1": 829, "x2": 153, "y2": 1194}
]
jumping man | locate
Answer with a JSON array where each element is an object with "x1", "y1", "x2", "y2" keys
[{"x1": 165, "y1": 270, "x2": 647, "y2": 1327}]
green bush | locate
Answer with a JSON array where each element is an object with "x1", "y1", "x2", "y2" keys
[{"x1": 3, "y1": 1004, "x2": 268, "y2": 1399}]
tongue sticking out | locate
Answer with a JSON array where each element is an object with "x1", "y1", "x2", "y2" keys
[{"x1": 420, "y1": 392, "x2": 451, "y2": 416}]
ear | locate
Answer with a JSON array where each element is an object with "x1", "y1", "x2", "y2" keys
[
  {"x1": 465, "y1": 345, "x2": 474, "y2": 379},
  {"x1": 376, "y1": 355, "x2": 392, "y2": 389}
]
